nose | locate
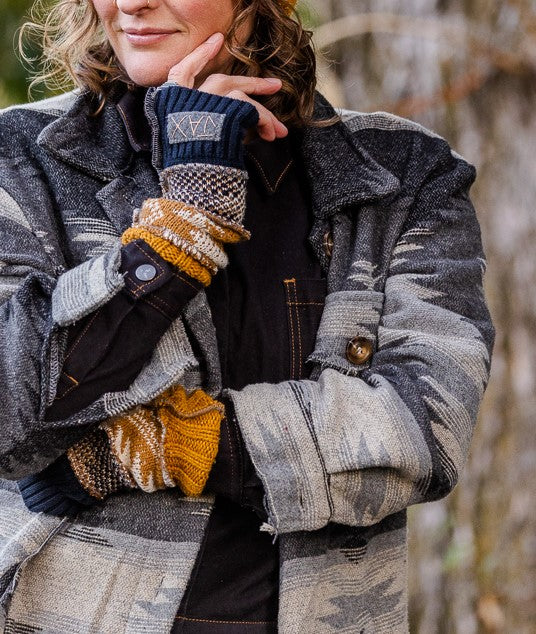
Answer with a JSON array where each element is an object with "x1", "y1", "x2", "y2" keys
[{"x1": 115, "y1": 0, "x2": 154, "y2": 13}]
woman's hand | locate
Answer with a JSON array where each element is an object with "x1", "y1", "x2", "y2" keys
[{"x1": 167, "y1": 32, "x2": 288, "y2": 142}]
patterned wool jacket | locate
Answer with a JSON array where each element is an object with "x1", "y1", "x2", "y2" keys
[{"x1": 0, "y1": 88, "x2": 494, "y2": 633}]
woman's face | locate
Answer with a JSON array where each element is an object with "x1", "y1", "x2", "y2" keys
[{"x1": 92, "y1": 0, "x2": 245, "y2": 87}]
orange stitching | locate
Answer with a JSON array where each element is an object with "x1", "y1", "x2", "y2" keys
[
  {"x1": 284, "y1": 279, "x2": 297, "y2": 380},
  {"x1": 245, "y1": 151, "x2": 293, "y2": 194},
  {"x1": 140, "y1": 290, "x2": 176, "y2": 314},
  {"x1": 134, "y1": 239, "x2": 167, "y2": 271},
  {"x1": 225, "y1": 416, "x2": 235, "y2": 492},
  {"x1": 129, "y1": 244, "x2": 204, "y2": 296},
  {"x1": 287, "y1": 301, "x2": 325, "y2": 306},
  {"x1": 140, "y1": 295, "x2": 174, "y2": 319},
  {"x1": 174, "y1": 616, "x2": 275, "y2": 626},
  {"x1": 171, "y1": 269, "x2": 202, "y2": 292},
  {"x1": 291, "y1": 280, "x2": 303, "y2": 379},
  {"x1": 63, "y1": 372, "x2": 79, "y2": 385},
  {"x1": 63, "y1": 308, "x2": 102, "y2": 364},
  {"x1": 54, "y1": 371, "x2": 79, "y2": 400},
  {"x1": 273, "y1": 159, "x2": 293, "y2": 191}
]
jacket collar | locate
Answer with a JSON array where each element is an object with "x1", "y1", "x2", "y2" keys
[
  {"x1": 115, "y1": 88, "x2": 152, "y2": 153},
  {"x1": 301, "y1": 92, "x2": 400, "y2": 218},
  {"x1": 37, "y1": 88, "x2": 133, "y2": 182},
  {"x1": 37, "y1": 89, "x2": 399, "y2": 210}
]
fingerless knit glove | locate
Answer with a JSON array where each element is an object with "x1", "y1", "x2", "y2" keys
[
  {"x1": 122, "y1": 85, "x2": 258, "y2": 286},
  {"x1": 154, "y1": 84, "x2": 259, "y2": 170},
  {"x1": 68, "y1": 385, "x2": 224, "y2": 499}
]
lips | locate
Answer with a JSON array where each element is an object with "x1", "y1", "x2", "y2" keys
[{"x1": 123, "y1": 28, "x2": 178, "y2": 45}]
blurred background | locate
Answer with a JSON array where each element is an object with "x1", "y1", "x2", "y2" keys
[{"x1": 1, "y1": 0, "x2": 535, "y2": 632}]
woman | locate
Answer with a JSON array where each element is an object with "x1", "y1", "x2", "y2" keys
[{"x1": 0, "y1": 0, "x2": 494, "y2": 632}]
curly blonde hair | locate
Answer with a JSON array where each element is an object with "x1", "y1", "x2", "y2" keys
[{"x1": 20, "y1": 0, "x2": 330, "y2": 127}]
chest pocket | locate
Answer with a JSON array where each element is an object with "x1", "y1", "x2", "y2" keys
[
  {"x1": 307, "y1": 289, "x2": 385, "y2": 378},
  {"x1": 283, "y1": 278, "x2": 327, "y2": 380}
]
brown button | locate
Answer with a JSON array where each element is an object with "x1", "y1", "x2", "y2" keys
[
  {"x1": 323, "y1": 230, "x2": 334, "y2": 258},
  {"x1": 346, "y1": 337, "x2": 373, "y2": 365}
]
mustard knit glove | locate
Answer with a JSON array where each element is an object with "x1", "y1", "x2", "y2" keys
[
  {"x1": 68, "y1": 385, "x2": 224, "y2": 499},
  {"x1": 104, "y1": 385, "x2": 223, "y2": 496}
]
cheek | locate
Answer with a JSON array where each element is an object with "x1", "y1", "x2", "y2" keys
[
  {"x1": 90, "y1": 0, "x2": 118, "y2": 50},
  {"x1": 174, "y1": 0, "x2": 236, "y2": 33},
  {"x1": 90, "y1": 0, "x2": 113, "y2": 20}
]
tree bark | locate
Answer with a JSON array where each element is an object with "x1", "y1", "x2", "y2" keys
[{"x1": 308, "y1": 0, "x2": 536, "y2": 631}]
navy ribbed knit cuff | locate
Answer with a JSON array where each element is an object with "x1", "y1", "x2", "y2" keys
[
  {"x1": 18, "y1": 454, "x2": 97, "y2": 517},
  {"x1": 154, "y1": 84, "x2": 259, "y2": 169}
]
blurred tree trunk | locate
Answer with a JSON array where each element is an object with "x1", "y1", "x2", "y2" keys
[{"x1": 306, "y1": 0, "x2": 536, "y2": 631}]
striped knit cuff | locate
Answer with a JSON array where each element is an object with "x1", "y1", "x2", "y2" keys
[
  {"x1": 122, "y1": 188, "x2": 251, "y2": 285},
  {"x1": 154, "y1": 84, "x2": 259, "y2": 169}
]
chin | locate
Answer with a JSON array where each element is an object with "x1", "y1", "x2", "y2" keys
[{"x1": 125, "y1": 69, "x2": 171, "y2": 88}]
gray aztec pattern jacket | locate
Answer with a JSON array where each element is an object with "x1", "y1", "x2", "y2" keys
[{"x1": 0, "y1": 89, "x2": 494, "y2": 633}]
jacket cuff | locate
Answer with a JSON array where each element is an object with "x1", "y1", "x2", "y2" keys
[
  {"x1": 225, "y1": 381, "x2": 332, "y2": 534},
  {"x1": 120, "y1": 238, "x2": 203, "y2": 303},
  {"x1": 51, "y1": 242, "x2": 124, "y2": 326}
]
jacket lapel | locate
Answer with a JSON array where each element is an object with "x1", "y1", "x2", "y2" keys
[
  {"x1": 96, "y1": 169, "x2": 160, "y2": 235},
  {"x1": 37, "y1": 92, "x2": 131, "y2": 182},
  {"x1": 37, "y1": 91, "x2": 160, "y2": 235},
  {"x1": 302, "y1": 93, "x2": 400, "y2": 219}
]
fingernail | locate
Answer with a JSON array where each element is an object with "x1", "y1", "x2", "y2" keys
[
  {"x1": 206, "y1": 33, "x2": 223, "y2": 44},
  {"x1": 265, "y1": 78, "x2": 281, "y2": 84}
]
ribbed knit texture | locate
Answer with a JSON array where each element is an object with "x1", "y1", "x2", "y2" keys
[
  {"x1": 18, "y1": 454, "x2": 96, "y2": 515},
  {"x1": 123, "y1": 194, "x2": 249, "y2": 276},
  {"x1": 121, "y1": 227, "x2": 212, "y2": 285},
  {"x1": 122, "y1": 165, "x2": 250, "y2": 284},
  {"x1": 154, "y1": 387, "x2": 225, "y2": 497},
  {"x1": 103, "y1": 384, "x2": 224, "y2": 497},
  {"x1": 155, "y1": 85, "x2": 259, "y2": 169}
]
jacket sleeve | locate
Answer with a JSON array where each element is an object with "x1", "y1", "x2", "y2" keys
[
  {"x1": 0, "y1": 112, "x2": 200, "y2": 479},
  {"x1": 0, "y1": 177, "x2": 125, "y2": 478},
  {"x1": 226, "y1": 150, "x2": 495, "y2": 533},
  {"x1": 1, "y1": 96, "x2": 257, "y2": 507},
  {"x1": 44, "y1": 239, "x2": 202, "y2": 421}
]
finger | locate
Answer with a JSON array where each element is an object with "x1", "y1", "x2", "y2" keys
[
  {"x1": 227, "y1": 91, "x2": 288, "y2": 141},
  {"x1": 167, "y1": 33, "x2": 224, "y2": 87},
  {"x1": 199, "y1": 75, "x2": 282, "y2": 97}
]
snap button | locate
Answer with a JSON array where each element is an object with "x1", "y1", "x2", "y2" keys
[
  {"x1": 346, "y1": 337, "x2": 373, "y2": 365},
  {"x1": 323, "y1": 230, "x2": 334, "y2": 258},
  {"x1": 135, "y1": 264, "x2": 157, "y2": 281}
]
